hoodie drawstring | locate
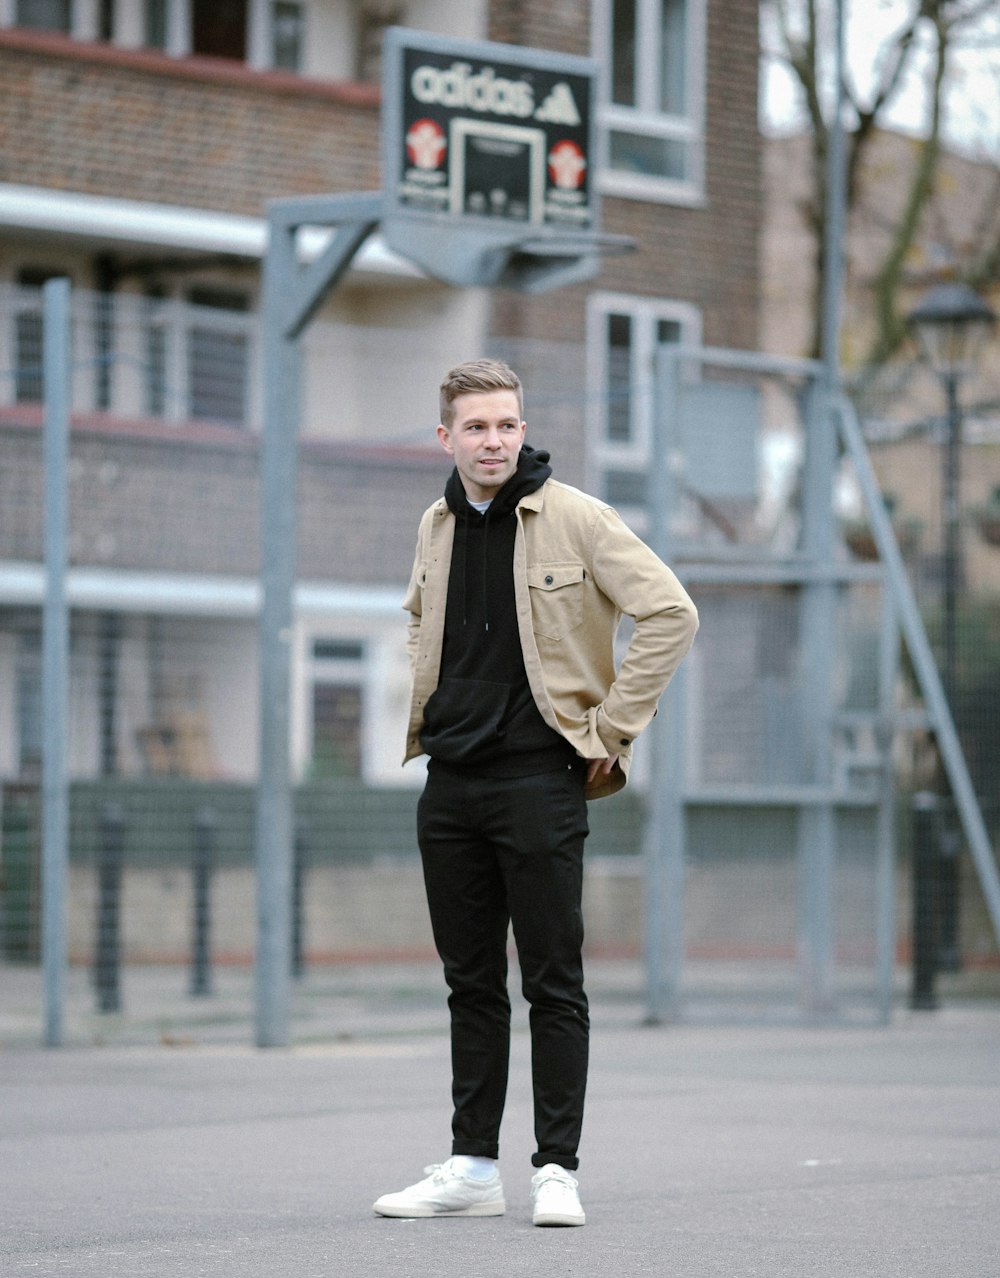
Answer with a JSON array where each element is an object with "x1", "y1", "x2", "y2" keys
[{"x1": 456, "y1": 503, "x2": 492, "y2": 633}]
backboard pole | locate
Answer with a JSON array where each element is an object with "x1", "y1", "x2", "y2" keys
[
  {"x1": 256, "y1": 212, "x2": 300, "y2": 1048},
  {"x1": 255, "y1": 195, "x2": 379, "y2": 1048}
]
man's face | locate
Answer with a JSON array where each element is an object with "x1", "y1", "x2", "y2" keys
[{"x1": 437, "y1": 390, "x2": 526, "y2": 503}]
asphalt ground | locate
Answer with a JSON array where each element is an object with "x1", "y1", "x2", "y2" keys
[{"x1": 2, "y1": 962, "x2": 999, "y2": 1277}]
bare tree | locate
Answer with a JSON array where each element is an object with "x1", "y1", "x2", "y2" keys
[{"x1": 763, "y1": 0, "x2": 1000, "y2": 368}]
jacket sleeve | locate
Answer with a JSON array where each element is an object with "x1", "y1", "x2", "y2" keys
[{"x1": 587, "y1": 505, "x2": 698, "y2": 753}]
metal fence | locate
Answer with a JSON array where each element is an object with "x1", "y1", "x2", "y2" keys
[{"x1": 1, "y1": 282, "x2": 998, "y2": 1048}]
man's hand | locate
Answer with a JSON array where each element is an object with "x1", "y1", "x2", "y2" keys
[{"x1": 585, "y1": 754, "x2": 620, "y2": 786}]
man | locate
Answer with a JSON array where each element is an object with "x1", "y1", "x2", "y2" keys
[{"x1": 374, "y1": 359, "x2": 697, "y2": 1227}]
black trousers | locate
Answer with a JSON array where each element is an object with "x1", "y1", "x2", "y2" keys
[{"x1": 417, "y1": 761, "x2": 590, "y2": 1171}]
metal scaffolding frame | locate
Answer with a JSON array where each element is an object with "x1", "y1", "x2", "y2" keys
[{"x1": 641, "y1": 343, "x2": 1000, "y2": 1026}]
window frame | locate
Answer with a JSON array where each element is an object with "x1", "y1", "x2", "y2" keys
[
  {"x1": 138, "y1": 283, "x2": 255, "y2": 427},
  {"x1": 592, "y1": 0, "x2": 707, "y2": 207},
  {"x1": 585, "y1": 290, "x2": 702, "y2": 524},
  {"x1": 297, "y1": 633, "x2": 369, "y2": 783},
  {"x1": 270, "y1": 0, "x2": 303, "y2": 72}
]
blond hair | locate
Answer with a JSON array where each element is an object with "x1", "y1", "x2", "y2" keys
[{"x1": 439, "y1": 359, "x2": 523, "y2": 427}]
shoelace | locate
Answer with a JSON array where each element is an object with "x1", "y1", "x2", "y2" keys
[
  {"x1": 533, "y1": 1167, "x2": 578, "y2": 1192},
  {"x1": 427, "y1": 1162, "x2": 476, "y2": 1183}
]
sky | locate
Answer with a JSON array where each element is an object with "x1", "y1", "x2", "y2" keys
[{"x1": 761, "y1": 0, "x2": 1000, "y2": 160}]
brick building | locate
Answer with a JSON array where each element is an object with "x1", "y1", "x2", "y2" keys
[{"x1": 0, "y1": 0, "x2": 760, "y2": 789}]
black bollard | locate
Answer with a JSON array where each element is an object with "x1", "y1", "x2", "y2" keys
[
  {"x1": 910, "y1": 791, "x2": 940, "y2": 1011},
  {"x1": 292, "y1": 823, "x2": 309, "y2": 980},
  {"x1": 95, "y1": 802, "x2": 125, "y2": 1014},
  {"x1": 936, "y1": 805, "x2": 963, "y2": 973},
  {"x1": 190, "y1": 806, "x2": 217, "y2": 997}
]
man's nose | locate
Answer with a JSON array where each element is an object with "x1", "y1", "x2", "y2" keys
[{"x1": 483, "y1": 427, "x2": 502, "y2": 448}]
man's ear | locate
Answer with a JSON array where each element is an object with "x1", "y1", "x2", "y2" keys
[{"x1": 436, "y1": 423, "x2": 453, "y2": 455}]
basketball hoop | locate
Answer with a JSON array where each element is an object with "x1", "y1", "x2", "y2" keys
[
  {"x1": 381, "y1": 218, "x2": 635, "y2": 292},
  {"x1": 380, "y1": 29, "x2": 633, "y2": 293},
  {"x1": 511, "y1": 230, "x2": 637, "y2": 259}
]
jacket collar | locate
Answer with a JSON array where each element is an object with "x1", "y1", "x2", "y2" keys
[
  {"x1": 432, "y1": 478, "x2": 549, "y2": 518},
  {"x1": 516, "y1": 484, "x2": 547, "y2": 513}
]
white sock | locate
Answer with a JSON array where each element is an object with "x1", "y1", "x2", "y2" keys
[{"x1": 451, "y1": 1155, "x2": 497, "y2": 1180}]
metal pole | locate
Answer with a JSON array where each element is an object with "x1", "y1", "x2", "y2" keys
[
  {"x1": 793, "y1": 0, "x2": 847, "y2": 1019},
  {"x1": 874, "y1": 589, "x2": 899, "y2": 1023},
  {"x1": 643, "y1": 345, "x2": 687, "y2": 1023},
  {"x1": 936, "y1": 372, "x2": 963, "y2": 971},
  {"x1": 255, "y1": 214, "x2": 301, "y2": 1047},
  {"x1": 796, "y1": 380, "x2": 838, "y2": 1018},
  {"x1": 253, "y1": 194, "x2": 381, "y2": 1046},
  {"x1": 941, "y1": 372, "x2": 961, "y2": 713},
  {"x1": 41, "y1": 277, "x2": 72, "y2": 1048}
]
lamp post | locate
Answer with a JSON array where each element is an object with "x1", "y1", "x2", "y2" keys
[{"x1": 906, "y1": 282, "x2": 996, "y2": 977}]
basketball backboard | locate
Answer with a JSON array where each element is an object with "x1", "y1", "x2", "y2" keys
[{"x1": 381, "y1": 27, "x2": 624, "y2": 292}]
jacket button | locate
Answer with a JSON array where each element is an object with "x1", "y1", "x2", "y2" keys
[
  {"x1": 544, "y1": 574, "x2": 553, "y2": 585},
  {"x1": 619, "y1": 738, "x2": 631, "y2": 747}
]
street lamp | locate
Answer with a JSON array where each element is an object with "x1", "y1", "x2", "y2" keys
[
  {"x1": 908, "y1": 284, "x2": 996, "y2": 708},
  {"x1": 906, "y1": 282, "x2": 996, "y2": 980}
]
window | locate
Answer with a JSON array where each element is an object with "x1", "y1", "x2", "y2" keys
[
  {"x1": 271, "y1": 1, "x2": 302, "y2": 71},
  {"x1": 14, "y1": 268, "x2": 61, "y2": 404},
  {"x1": 93, "y1": 284, "x2": 114, "y2": 412},
  {"x1": 16, "y1": 630, "x2": 42, "y2": 780},
  {"x1": 15, "y1": 0, "x2": 70, "y2": 30},
  {"x1": 356, "y1": 0, "x2": 403, "y2": 81},
  {"x1": 14, "y1": 304, "x2": 43, "y2": 405},
  {"x1": 143, "y1": 0, "x2": 166, "y2": 48},
  {"x1": 140, "y1": 285, "x2": 253, "y2": 426},
  {"x1": 143, "y1": 287, "x2": 168, "y2": 416},
  {"x1": 309, "y1": 639, "x2": 365, "y2": 780},
  {"x1": 593, "y1": 0, "x2": 705, "y2": 204},
  {"x1": 586, "y1": 292, "x2": 701, "y2": 525},
  {"x1": 186, "y1": 287, "x2": 250, "y2": 425},
  {"x1": 191, "y1": 0, "x2": 247, "y2": 60}
]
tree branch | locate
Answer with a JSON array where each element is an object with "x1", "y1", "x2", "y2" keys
[{"x1": 865, "y1": 13, "x2": 951, "y2": 368}]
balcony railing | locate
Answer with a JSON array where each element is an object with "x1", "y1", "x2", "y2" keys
[{"x1": 0, "y1": 283, "x2": 260, "y2": 430}]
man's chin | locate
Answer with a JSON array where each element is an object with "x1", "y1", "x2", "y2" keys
[{"x1": 470, "y1": 467, "x2": 512, "y2": 491}]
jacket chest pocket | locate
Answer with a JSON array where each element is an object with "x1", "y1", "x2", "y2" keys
[{"x1": 527, "y1": 563, "x2": 586, "y2": 640}]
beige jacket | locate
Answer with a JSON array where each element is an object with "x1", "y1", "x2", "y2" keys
[{"x1": 402, "y1": 478, "x2": 698, "y2": 799}]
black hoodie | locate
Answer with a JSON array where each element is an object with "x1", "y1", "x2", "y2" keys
[{"x1": 418, "y1": 445, "x2": 577, "y2": 775}]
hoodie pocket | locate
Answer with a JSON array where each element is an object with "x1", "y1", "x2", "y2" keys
[
  {"x1": 527, "y1": 563, "x2": 585, "y2": 640},
  {"x1": 419, "y1": 677, "x2": 512, "y2": 763}
]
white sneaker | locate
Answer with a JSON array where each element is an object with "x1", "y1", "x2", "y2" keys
[
  {"x1": 373, "y1": 1158, "x2": 505, "y2": 1218},
  {"x1": 531, "y1": 1163, "x2": 586, "y2": 1227}
]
